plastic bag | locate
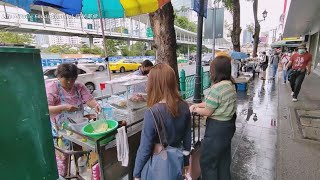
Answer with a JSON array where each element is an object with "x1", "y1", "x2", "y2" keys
[
  {"x1": 107, "y1": 95, "x2": 127, "y2": 108},
  {"x1": 255, "y1": 65, "x2": 261, "y2": 72}
]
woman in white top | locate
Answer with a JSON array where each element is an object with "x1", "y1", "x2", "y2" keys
[{"x1": 281, "y1": 52, "x2": 291, "y2": 84}]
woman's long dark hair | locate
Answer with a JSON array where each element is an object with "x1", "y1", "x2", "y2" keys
[{"x1": 210, "y1": 55, "x2": 235, "y2": 84}]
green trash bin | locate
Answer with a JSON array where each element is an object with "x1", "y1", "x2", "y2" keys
[{"x1": 0, "y1": 46, "x2": 58, "y2": 179}]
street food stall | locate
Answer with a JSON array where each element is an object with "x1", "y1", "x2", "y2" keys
[{"x1": 56, "y1": 75, "x2": 149, "y2": 180}]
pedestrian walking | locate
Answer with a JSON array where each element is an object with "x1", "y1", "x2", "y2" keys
[
  {"x1": 286, "y1": 44, "x2": 312, "y2": 102},
  {"x1": 260, "y1": 52, "x2": 269, "y2": 80},
  {"x1": 270, "y1": 51, "x2": 280, "y2": 80},
  {"x1": 133, "y1": 63, "x2": 191, "y2": 180},
  {"x1": 190, "y1": 55, "x2": 237, "y2": 180},
  {"x1": 281, "y1": 52, "x2": 291, "y2": 84}
]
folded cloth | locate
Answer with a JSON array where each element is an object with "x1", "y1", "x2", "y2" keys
[{"x1": 116, "y1": 126, "x2": 129, "y2": 167}]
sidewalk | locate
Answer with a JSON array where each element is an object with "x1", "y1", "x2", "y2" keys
[
  {"x1": 231, "y1": 78, "x2": 278, "y2": 180},
  {"x1": 276, "y1": 73, "x2": 320, "y2": 180},
  {"x1": 188, "y1": 73, "x2": 279, "y2": 180}
]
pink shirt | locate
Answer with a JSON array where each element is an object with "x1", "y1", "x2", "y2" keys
[{"x1": 46, "y1": 81, "x2": 93, "y2": 122}]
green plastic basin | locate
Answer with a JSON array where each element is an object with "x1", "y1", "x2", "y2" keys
[{"x1": 82, "y1": 119, "x2": 118, "y2": 144}]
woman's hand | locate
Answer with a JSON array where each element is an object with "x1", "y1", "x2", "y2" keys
[
  {"x1": 63, "y1": 104, "x2": 79, "y2": 112},
  {"x1": 94, "y1": 103, "x2": 102, "y2": 114},
  {"x1": 189, "y1": 105, "x2": 196, "y2": 113}
]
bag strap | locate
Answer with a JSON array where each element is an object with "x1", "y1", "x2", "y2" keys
[
  {"x1": 149, "y1": 108, "x2": 167, "y2": 147},
  {"x1": 155, "y1": 107, "x2": 169, "y2": 147}
]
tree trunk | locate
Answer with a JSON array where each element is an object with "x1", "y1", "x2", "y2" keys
[
  {"x1": 149, "y1": 2, "x2": 179, "y2": 85},
  {"x1": 231, "y1": 0, "x2": 241, "y2": 52},
  {"x1": 253, "y1": 0, "x2": 261, "y2": 57}
]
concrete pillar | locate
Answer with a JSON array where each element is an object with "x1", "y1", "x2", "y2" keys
[
  {"x1": 127, "y1": 40, "x2": 131, "y2": 51},
  {"x1": 148, "y1": 42, "x2": 152, "y2": 50},
  {"x1": 187, "y1": 44, "x2": 190, "y2": 58},
  {"x1": 41, "y1": 6, "x2": 46, "y2": 28},
  {"x1": 89, "y1": 36, "x2": 94, "y2": 48}
]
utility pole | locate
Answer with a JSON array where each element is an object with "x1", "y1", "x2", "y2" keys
[{"x1": 193, "y1": 0, "x2": 205, "y2": 103}]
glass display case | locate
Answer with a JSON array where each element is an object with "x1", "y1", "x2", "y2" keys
[{"x1": 101, "y1": 74, "x2": 148, "y2": 132}]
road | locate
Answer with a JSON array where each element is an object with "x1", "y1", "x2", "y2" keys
[{"x1": 91, "y1": 63, "x2": 210, "y2": 97}]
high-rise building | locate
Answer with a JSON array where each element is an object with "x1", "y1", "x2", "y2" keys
[
  {"x1": 33, "y1": 34, "x2": 50, "y2": 48},
  {"x1": 242, "y1": 29, "x2": 253, "y2": 45}
]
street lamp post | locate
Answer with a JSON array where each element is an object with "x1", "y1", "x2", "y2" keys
[{"x1": 258, "y1": 9, "x2": 268, "y2": 23}]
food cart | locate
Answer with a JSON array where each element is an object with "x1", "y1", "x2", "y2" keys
[{"x1": 57, "y1": 75, "x2": 149, "y2": 180}]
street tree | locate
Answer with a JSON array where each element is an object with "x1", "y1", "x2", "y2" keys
[
  {"x1": 216, "y1": 0, "x2": 242, "y2": 51},
  {"x1": 174, "y1": 15, "x2": 197, "y2": 32},
  {"x1": 45, "y1": 45, "x2": 79, "y2": 54},
  {"x1": 149, "y1": 2, "x2": 179, "y2": 84},
  {"x1": 252, "y1": 0, "x2": 260, "y2": 57},
  {"x1": 105, "y1": 39, "x2": 126, "y2": 56},
  {"x1": 80, "y1": 45, "x2": 103, "y2": 55},
  {"x1": 246, "y1": 23, "x2": 255, "y2": 34},
  {"x1": 0, "y1": 31, "x2": 33, "y2": 44}
]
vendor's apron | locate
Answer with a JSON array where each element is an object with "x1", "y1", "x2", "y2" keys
[
  {"x1": 52, "y1": 81, "x2": 84, "y2": 177},
  {"x1": 52, "y1": 81, "x2": 84, "y2": 137}
]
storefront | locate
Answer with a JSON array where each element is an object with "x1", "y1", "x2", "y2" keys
[{"x1": 283, "y1": 0, "x2": 320, "y2": 76}]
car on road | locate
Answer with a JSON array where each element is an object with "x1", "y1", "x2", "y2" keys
[
  {"x1": 202, "y1": 54, "x2": 213, "y2": 66},
  {"x1": 109, "y1": 59, "x2": 141, "y2": 73},
  {"x1": 77, "y1": 59, "x2": 107, "y2": 72},
  {"x1": 43, "y1": 65, "x2": 97, "y2": 94}
]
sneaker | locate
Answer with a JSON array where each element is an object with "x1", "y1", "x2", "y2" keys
[
  {"x1": 292, "y1": 98, "x2": 298, "y2": 102},
  {"x1": 291, "y1": 92, "x2": 294, "y2": 96}
]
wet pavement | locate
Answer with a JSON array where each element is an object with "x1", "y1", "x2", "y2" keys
[{"x1": 231, "y1": 78, "x2": 278, "y2": 180}]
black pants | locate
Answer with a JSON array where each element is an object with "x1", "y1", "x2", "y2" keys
[
  {"x1": 289, "y1": 70, "x2": 306, "y2": 99},
  {"x1": 200, "y1": 114, "x2": 236, "y2": 180}
]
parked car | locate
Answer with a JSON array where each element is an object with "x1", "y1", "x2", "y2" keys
[
  {"x1": 77, "y1": 59, "x2": 106, "y2": 72},
  {"x1": 202, "y1": 54, "x2": 213, "y2": 66},
  {"x1": 109, "y1": 59, "x2": 141, "y2": 73},
  {"x1": 43, "y1": 65, "x2": 97, "y2": 94}
]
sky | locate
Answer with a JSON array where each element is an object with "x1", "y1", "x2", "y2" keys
[
  {"x1": 224, "y1": 0, "x2": 285, "y2": 33},
  {"x1": 172, "y1": 0, "x2": 285, "y2": 33}
]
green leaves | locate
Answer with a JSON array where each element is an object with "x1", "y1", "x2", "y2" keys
[
  {"x1": 44, "y1": 45, "x2": 79, "y2": 54},
  {"x1": 0, "y1": 31, "x2": 33, "y2": 44},
  {"x1": 246, "y1": 23, "x2": 255, "y2": 34},
  {"x1": 174, "y1": 15, "x2": 197, "y2": 32}
]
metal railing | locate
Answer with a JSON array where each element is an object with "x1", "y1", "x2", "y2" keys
[
  {"x1": 0, "y1": 10, "x2": 201, "y2": 45},
  {"x1": 180, "y1": 68, "x2": 211, "y2": 99}
]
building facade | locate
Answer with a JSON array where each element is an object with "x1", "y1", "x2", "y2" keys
[{"x1": 283, "y1": 0, "x2": 320, "y2": 75}]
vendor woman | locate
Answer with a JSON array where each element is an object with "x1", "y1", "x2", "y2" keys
[
  {"x1": 46, "y1": 63, "x2": 101, "y2": 126},
  {"x1": 45, "y1": 63, "x2": 101, "y2": 176}
]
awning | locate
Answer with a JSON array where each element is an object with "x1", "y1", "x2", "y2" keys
[{"x1": 283, "y1": 0, "x2": 320, "y2": 37}]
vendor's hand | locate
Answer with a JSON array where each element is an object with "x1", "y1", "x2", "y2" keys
[
  {"x1": 63, "y1": 104, "x2": 79, "y2": 112},
  {"x1": 134, "y1": 178, "x2": 140, "y2": 180},
  {"x1": 94, "y1": 104, "x2": 102, "y2": 114}
]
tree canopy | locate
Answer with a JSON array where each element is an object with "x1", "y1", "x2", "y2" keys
[
  {"x1": 0, "y1": 31, "x2": 33, "y2": 44},
  {"x1": 174, "y1": 15, "x2": 197, "y2": 32}
]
